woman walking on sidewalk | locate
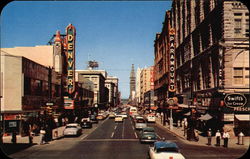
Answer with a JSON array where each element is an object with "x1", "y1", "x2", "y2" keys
[{"x1": 207, "y1": 128, "x2": 212, "y2": 145}]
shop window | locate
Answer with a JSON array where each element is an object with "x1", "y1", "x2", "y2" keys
[{"x1": 234, "y1": 68, "x2": 243, "y2": 84}]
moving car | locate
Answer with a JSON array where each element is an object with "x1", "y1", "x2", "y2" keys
[
  {"x1": 135, "y1": 118, "x2": 147, "y2": 130},
  {"x1": 147, "y1": 114, "x2": 156, "y2": 123},
  {"x1": 109, "y1": 112, "x2": 116, "y2": 119},
  {"x1": 63, "y1": 123, "x2": 82, "y2": 136},
  {"x1": 81, "y1": 121, "x2": 92, "y2": 129},
  {"x1": 117, "y1": 112, "x2": 128, "y2": 119},
  {"x1": 90, "y1": 114, "x2": 98, "y2": 124},
  {"x1": 115, "y1": 115, "x2": 123, "y2": 122},
  {"x1": 148, "y1": 141, "x2": 185, "y2": 159},
  {"x1": 140, "y1": 127, "x2": 157, "y2": 143}
]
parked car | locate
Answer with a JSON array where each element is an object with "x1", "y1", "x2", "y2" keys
[
  {"x1": 135, "y1": 118, "x2": 147, "y2": 130},
  {"x1": 81, "y1": 121, "x2": 92, "y2": 129},
  {"x1": 90, "y1": 114, "x2": 98, "y2": 124},
  {"x1": 148, "y1": 141, "x2": 185, "y2": 159},
  {"x1": 63, "y1": 123, "x2": 82, "y2": 136},
  {"x1": 140, "y1": 127, "x2": 157, "y2": 143},
  {"x1": 147, "y1": 114, "x2": 156, "y2": 123},
  {"x1": 115, "y1": 115, "x2": 123, "y2": 122}
]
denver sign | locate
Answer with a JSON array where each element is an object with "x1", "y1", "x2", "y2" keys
[
  {"x1": 224, "y1": 94, "x2": 247, "y2": 108},
  {"x1": 66, "y1": 24, "x2": 76, "y2": 94},
  {"x1": 168, "y1": 28, "x2": 175, "y2": 92}
]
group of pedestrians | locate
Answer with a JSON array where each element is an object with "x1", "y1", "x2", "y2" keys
[{"x1": 207, "y1": 129, "x2": 230, "y2": 147}]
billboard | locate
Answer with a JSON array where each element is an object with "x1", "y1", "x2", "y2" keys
[{"x1": 66, "y1": 24, "x2": 76, "y2": 94}]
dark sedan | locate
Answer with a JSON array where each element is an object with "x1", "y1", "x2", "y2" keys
[{"x1": 81, "y1": 121, "x2": 92, "y2": 128}]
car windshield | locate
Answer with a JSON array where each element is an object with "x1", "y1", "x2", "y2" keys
[
  {"x1": 66, "y1": 126, "x2": 77, "y2": 128},
  {"x1": 156, "y1": 147, "x2": 179, "y2": 153}
]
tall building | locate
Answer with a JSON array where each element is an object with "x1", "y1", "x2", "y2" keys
[
  {"x1": 136, "y1": 67, "x2": 142, "y2": 105},
  {"x1": 106, "y1": 76, "x2": 119, "y2": 107},
  {"x1": 76, "y1": 70, "x2": 107, "y2": 109},
  {"x1": 129, "y1": 64, "x2": 136, "y2": 104},
  {"x1": 171, "y1": 0, "x2": 249, "y2": 133},
  {"x1": 140, "y1": 66, "x2": 155, "y2": 109}
]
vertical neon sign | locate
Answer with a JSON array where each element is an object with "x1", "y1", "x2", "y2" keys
[{"x1": 66, "y1": 24, "x2": 76, "y2": 95}]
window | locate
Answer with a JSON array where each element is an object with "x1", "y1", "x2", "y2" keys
[
  {"x1": 234, "y1": 13, "x2": 242, "y2": 16},
  {"x1": 234, "y1": 19, "x2": 242, "y2": 28},
  {"x1": 234, "y1": 68, "x2": 243, "y2": 84},
  {"x1": 24, "y1": 76, "x2": 31, "y2": 95}
]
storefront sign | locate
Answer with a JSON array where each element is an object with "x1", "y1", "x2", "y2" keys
[
  {"x1": 168, "y1": 28, "x2": 175, "y2": 92},
  {"x1": 66, "y1": 24, "x2": 76, "y2": 94},
  {"x1": 224, "y1": 94, "x2": 247, "y2": 108},
  {"x1": 64, "y1": 97, "x2": 74, "y2": 109},
  {"x1": 218, "y1": 49, "x2": 224, "y2": 89}
]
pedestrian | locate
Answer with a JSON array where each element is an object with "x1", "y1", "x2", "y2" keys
[
  {"x1": 11, "y1": 130, "x2": 17, "y2": 144},
  {"x1": 195, "y1": 130, "x2": 199, "y2": 142},
  {"x1": 223, "y1": 131, "x2": 230, "y2": 148},
  {"x1": 215, "y1": 130, "x2": 221, "y2": 146},
  {"x1": 40, "y1": 127, "x2": 46, "y2": 145},
  {"x1": 207, "y1": 128, "x2": 212, "y2": 145},
  {"x1": 184, "y1": 120, "x2": 188, "y2": 137}
]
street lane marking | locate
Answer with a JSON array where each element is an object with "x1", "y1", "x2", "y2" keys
[
  {"x1": 111, "y1": 132, "x2": 114, "y2": 138},
  {"x1": 82, "y1": 139, "x2": 138, "y2": 142},
  {"x1": 156, "y1": 134, "x2": 162, "y2": 140},
  {"x1": 81, "y1": 134, "x2": 88, "y2": 140},
  {"x1": 114, "y1": 125, "x2": 117, "y2": 130},
  {"x1": 134, "y1": 132, "x2": 138, "y2": 139}
]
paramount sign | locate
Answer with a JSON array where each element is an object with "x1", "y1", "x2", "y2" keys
[
  {"x1": 66, "y1": 24, "x2": 76, "y2": 94},
  {"x1": 168, "y1": 28, "x2": 175, "y2": 92}
]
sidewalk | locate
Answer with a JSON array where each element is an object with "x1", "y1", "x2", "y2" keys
[
  {"x1": 155, "y1": 117, "x2": 250, "y2": 149},
  {"x1": 1, "y1": 134, "x2": 53, "y2": 155}
]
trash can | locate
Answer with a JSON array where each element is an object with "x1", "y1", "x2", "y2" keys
[{"x1": 238, "y1": 132, "x2": 244, "y2": 145}]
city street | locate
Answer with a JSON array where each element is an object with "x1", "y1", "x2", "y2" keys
[{"x1": 6, "y1": 116, "x2": 248, "y2": 159}]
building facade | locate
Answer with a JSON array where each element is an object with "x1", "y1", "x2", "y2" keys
[
  {"x1": 129, "y1": 64, "x2": 136, "y2": 105},
  {"x1": 140, "y1": 66, "x2": 155, "y2": 108},
  {"x1": 76, "y1": 70, "x2": 108, "y2": 109},
  {"x1": 136, "y1": 67, "x2": 142, "y2": 106},
  {"x1": 171, "y1": 0, "x2": 249, "y2": 133}
]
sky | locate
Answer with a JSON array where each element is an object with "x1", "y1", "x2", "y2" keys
[{"x1": 1, "y1": 1, "x2": 172, "y2": 99}]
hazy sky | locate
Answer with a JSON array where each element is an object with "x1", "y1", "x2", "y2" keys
[{"x1": 1, "y1": 1, "x2": 172, "y2": 98}]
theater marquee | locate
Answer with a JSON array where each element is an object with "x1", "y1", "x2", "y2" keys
[
  {"x1": 168, "y1": 28, "x2": 175, "y2": 92},
  {"x1": 66, "y1": 24, "x2": 76, "y2": 94}
]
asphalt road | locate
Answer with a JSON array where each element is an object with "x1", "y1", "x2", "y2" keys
[{"x1": 7, "y1": 116, "x2": 248, "y2": 159}]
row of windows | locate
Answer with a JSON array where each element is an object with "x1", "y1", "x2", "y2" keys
[{"x1": 233, "y1": 67, "x2": 249, "y2": 85}]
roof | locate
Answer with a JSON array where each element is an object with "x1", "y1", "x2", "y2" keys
[
  {"x1": 198, "y1": 113, "x2": 213, "y2": 121},
  {"x1": 235, "y1": 114, "x2": 250, "y2": 121},
  {"x1": 154, "y1": 141, "x2": 178, "y2": 149},
  {"x1": 142, "y1": 127, "x2": 155, "y2": 131}
]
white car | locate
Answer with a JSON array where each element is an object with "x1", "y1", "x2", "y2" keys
[
  {"x1": 148, "y1": 141, "x2": 185, "y2": 159},
  {"x1": 147, "y1": 114, "x2": 156, "y2": 123},
  {"x1": 115, "y1": 115, "x2": 123, "y2": 122},
  {"x1": 63, "y1": 123, "x2": 82, "y2": 136}
]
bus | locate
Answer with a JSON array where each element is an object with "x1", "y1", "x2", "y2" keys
[{"x1": 129, "y1": 107, "x2": 138, "y2": 116}]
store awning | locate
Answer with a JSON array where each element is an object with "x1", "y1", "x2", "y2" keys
[
  {"x1": 235, "y1": 114, "x2": 250, "y2": 121},
  {"x1": 178, "y1": 104, "x2": 196, "y2": 108},
  {"x1": 198, "y1": 113, "x2": 212, "y2": 121}
]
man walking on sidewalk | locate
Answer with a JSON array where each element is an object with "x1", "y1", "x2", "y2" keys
[
  {"x1": 207, "y1": 128, "x2": 212, "y2": 145},
  {"x1": 40, "y1": 127, "x2": 46, "y2": 145},
  {"x1": 223, "y1": 131, "x2": 230, "y2": 148},
  {"x1": 215, "y1": 130, "x2": 221, "y2": 146}
]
